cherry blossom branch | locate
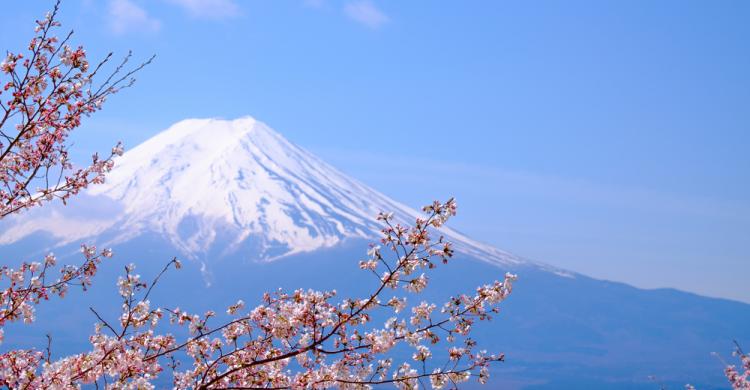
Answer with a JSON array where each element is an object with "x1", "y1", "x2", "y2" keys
[
  {"x1": 722, "y1": 342, "x2": 750, "y2": 389},
  {"x1": 0, "y1": 3, "x2": 150, "y2": 387},
  {"x1": 0, "y1": 0, "x2": 151, "y2": 219},
  {"x1": 0, "y1": 245, "x2": 113, "y2": 341}
]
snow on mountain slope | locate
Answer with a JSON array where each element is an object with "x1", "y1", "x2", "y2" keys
[{"x1": 0, "y1": 117, "x2": 526, "y2": 267}]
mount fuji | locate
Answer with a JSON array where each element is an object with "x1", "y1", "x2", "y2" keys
[
  {"x1": 0, "y1": 117, "x2": 747, "y2": 389},
  {"x1": 1, "y1": 117, "x2": 524, "y2": 268}
]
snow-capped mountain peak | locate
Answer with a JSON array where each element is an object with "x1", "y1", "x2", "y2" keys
[{"x1": 1, "y1": 117, "x2": 523, "y2": 266}]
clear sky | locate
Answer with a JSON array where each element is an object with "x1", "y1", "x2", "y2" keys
[{"x1": 1, "y1": 1, "x2": 748, "y2": 302}]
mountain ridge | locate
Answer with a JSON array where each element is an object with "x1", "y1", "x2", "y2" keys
[{"x1": 0, "y1": 117, "x2": 534, "y2": 270}]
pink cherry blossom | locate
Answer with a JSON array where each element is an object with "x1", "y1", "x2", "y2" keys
[
  {"x1": 1, "y1": 198, "x2": 517, "y2": 389},
  {"x1": 0, "y1": 0, "x2": 151, "y2": 219},
  {"x1": 723, "y1": 343, "x2": 750, "y2": 389}
]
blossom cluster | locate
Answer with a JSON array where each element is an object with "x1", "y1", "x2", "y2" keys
[
  {"x1": 723, "y1": 343, "x2": 750, "y2": 389},
  {"x1": 0, "y1": 199, "x2": 517, "y2": 389},
  {"x1": 0, "y1": 0, "x2": 150, "y2": 219},
  {"x1": 0, "y1": 245, "x2": 113, "y2": 345}
]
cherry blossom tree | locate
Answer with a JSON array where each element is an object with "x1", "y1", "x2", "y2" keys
[
  {"x1": 0, "y1": 3, "x2": 517, "y2": 389},
  {"x1": 0, "y1": 0, "x2": 150, "y2": 346},
  {"x1": 2, "y1": 199, "x2": 516, "y2": 389}
]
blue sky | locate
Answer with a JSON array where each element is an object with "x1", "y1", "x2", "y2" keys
[{"x1": 1, "y1": 1, "x2": 748, "y2": 302}]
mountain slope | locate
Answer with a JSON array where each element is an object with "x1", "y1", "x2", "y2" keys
[{"x1": 0, "y1": 117, "x2": 524, "y2": 267}]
